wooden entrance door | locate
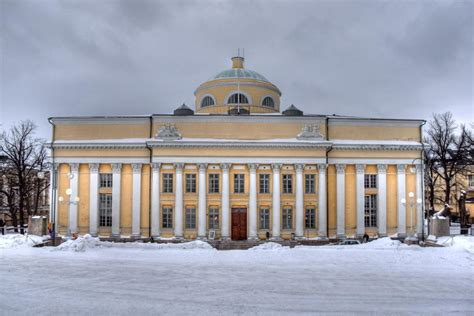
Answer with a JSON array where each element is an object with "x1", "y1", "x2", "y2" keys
[{"x1": 231, "y1": 208, "x2": 247, "y2": 240}]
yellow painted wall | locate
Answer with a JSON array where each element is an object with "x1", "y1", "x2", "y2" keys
[
  {"x1": 345, "y1": 165, "x2": 356, "y2": 234},
  {"x1": 140, "y1": 165, "x2": 151, "y2": 236},
  {"x1": 329, "y1": 125, "x2": 420, "y2": 141},
  {"x1": 55, "y1": 123, "x2": 149, "y2": 140},
  {"x1": 120, "y1": 165, "x2": 132, "y2": 235},
  {"x1": 327, "y1": 165, "x2": 337, "y2": 236},
  {"x1": 153, "y1": 147, "x2": 326, "y2": 158},
  {"x1": 57, "y1": 164, "x2": 69, "y2": 235},
  {"x1": 55, "y1": 149, "x2": 149, "y2": 158},
  {"x1": 387, "y1": 165, "x2": 398, "y2": 233},
  {"x1": 78, "y1": 164, "x2": 90, "y2": 234}
]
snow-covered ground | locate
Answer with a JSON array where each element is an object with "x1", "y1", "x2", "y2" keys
[{"x1": 0, "y1": 235, "x2": 473, "y2": 315}]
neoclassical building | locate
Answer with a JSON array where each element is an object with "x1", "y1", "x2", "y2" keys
[{"x1": 48, "y1": 56, "x2": 425, "y2": 240}]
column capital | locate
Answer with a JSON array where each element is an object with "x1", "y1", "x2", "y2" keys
[
  {"x1": 174, "y1": 163, "x2": 185, "y2": 170},
  {"x1": 151, "y1": 163, "x2": 161, "y2": 170},
  {"x1": 111, "y1": 163, "x2": 122, "y2": 173},
  {"x1": 335, "y1": 164, "x2": 346, "y2": 174},
  {"x1": 317, "y1": 163, "x2": 327, "y2": 171},
  {"x1": 198, "y1": 163, "x2": 208, "y2": 171},
  {"x1": 377, "y1": 164, "x2": 387, "y2": 173},
  {"x1": 132, "y1": 163, "x2": 142, "y2": 173},
  {"x1": 355, "y1": 164, "x2": 365, "y2": 174},
  {"x1": 220, "y1": 163, "x2": 231, "y2": 170},
  {"x1": 271, "y1": 163, "x2": 282, "y2": 171},
  {"x1": 397, "y1": 164, "x2": 406, "y2": 174},
  {"x1": 414, "y1": 164, "x2": 422, "y2": 173},
  {"x1": 89, "y1": 163, "x2": 99, "y2": 173},
  {"x1": 69, "y1": 163, "x2": 79, "y2": 173},
  {"x1": 248, "y1": 163, "x2": 258, "y2": 171},
  {"x1": 295, "y1": 163, "x2": 305, "y2": 172}
]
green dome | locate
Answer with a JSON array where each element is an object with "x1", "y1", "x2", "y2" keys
[{"x1": 213, "y1": 68, "x2": 269, "y2": 82}]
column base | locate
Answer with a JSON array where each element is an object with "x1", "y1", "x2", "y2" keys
[
  {"x1": 111, "y1": 234, "x2": 121, "y2": 239},
  {"x1": 378, "y1": 233, "x2": 387, "y2": 238},
  {"x1": 130, "y1": 234, "x2": 141, "y2": 239},
  {"x1": 247, "y1": 236, "x2": 259, "y2": 241},
  {"x1": 221, "y1": 237, "x2": 231, "y2": 241},
  {"x1": 295, "y1": 236, "x2": 306, "y2": 241},
  {"x1": 336, "y1": 234, "x2": 346, "y2": 240},
  {"x1": 174, "y1": 236, "x2": 184, "y2": 241},
  {"x1": 317, "y1": 235, "x2": 329, "y2": 240},
  {"x1": 270, "y1": 237, "x2": 282, "y2": 241}
]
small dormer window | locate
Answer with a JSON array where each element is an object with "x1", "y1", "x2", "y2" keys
[
  {"x1": 201, "y1": 96, "x2": 215, "y2": 107},
  {"x1": 262, "y1": 96, "x2": 274, "y2": 108},
  {"x1": 228, "y1": 93, "x2": 249, "y2": 104}
]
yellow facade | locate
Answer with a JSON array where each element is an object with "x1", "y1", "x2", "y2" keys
[{"x1": 50, "y1": 56, "x2": 425, "y2": 241}]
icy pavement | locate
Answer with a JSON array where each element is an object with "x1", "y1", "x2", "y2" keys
[{"x1": 0, "y1": 236, "x2": 473, "y2": 315}]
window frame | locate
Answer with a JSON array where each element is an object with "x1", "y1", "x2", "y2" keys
[
  {"x1": 282, "y1": 174, "x2": 293, "y2": 194},
  {"x1": 261, "y1": 96, "x2": 274, "y2": 108},
  {"x1": 185, "y1": 207, "x2": 196, "y2": 229},
  {"x1": 163, "y1": 173, "x2": 174, "y2": 193},
  {"x1": 227, "y1": 93, "x2": 249, "y2": 104},
  {"x1": 282, "y1": 207, "x2": 293, "y2": 230},
  {"x1": 364, "y1": 194, "x2": 377, "y2": 227},
  {"x1": 99, "y1": 173, "x2": 113, "y2": 188},
  {"x1": 201, "y1": 95, "x2": 215, "y2": 108},
  {"x1": 99, "y1": 193, "x2": 112, "y2": 227},
  {"x1": 208, "y1": 174, "x2": 220, "y2": 194},
  {"x1": 185, "y1": 173, "x2": 197, "y2": 193},
  {"x1": 305, "y1": 207, "x2": 316, "y2": 229},
  {"x1": 364, "y1": 174, "x2": 377, "y2": 189},
  {"x1": 162, "y1": 206, "x2": 173, "y2": 229},
  {"x1": 259, "y1": 207, "x2": 270, "y2": 230},
  {"x1": 234, "y1": 174, "x2": 245, "y2": 194},
  {"x1": 305, "y1": 174, "x2": 316, "y2": 194},
  {"x1": 208, "y1": 207, "x2": 220, "y2": 229},
  {"x1": 469, "y1": 175, "x2": 474, "y2": 187},
  {"x1": 259, "y1": 174, "x2": 270, "y2": 194}
]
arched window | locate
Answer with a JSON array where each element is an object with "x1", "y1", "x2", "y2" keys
[
  {"x1": 201, "y1": 96, "x2": 215, "y2": 107},
  {"x1": 227, "y1": 93, "x2": 249, "y2": 104},
  {"x1": 262, "y1": 97, "x2": 274, "y2": 108}
]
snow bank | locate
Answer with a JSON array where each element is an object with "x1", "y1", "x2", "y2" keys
[
  {"x1": 0, "y1": 234, "x2": 46, "y2": 249},
  {"x1": 356, "y1": 237, "x2": 405, "y2": 249},
  {"x1": 436, "y1": 236, "x2": 474, "y2": 254},
  {"x1": 54, "y1": 235, "x2": 213, "y2": 252},
  {"x1": 249, "y1": 242, "x2": 287, "y2": 251}
]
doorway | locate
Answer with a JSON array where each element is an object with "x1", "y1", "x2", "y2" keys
[{"x1": 231, "y1": 208, "x2": 247, "y2": 240}]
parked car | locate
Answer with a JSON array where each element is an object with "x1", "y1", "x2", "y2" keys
[{"x1": 339, "y1": 239, "x2": 361, "y2": 245}]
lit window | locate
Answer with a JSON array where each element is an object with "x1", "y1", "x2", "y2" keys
[
  {"x1": 305, "y1": 208, "x2": 316, "y2": 229},
  {"x1": 99, "y1": 173, "x2": 112, "y2": 188},
  {"x1": 201, "y1": 96, "x2": 215, "y2": 107},
  {"x1": 208, "y1": 207, "x2": 219, "y2": 229},
  {"x1": 262, "y1": 97, "x2": 274, "y2": 108},
  {"x1": 364, "y1": 174, "x2": 377, "y2": 189},
  {"x1": 282, "y1": 207, "x2": 292, "y2": 229},
  {"x1": 186, "y1": 174, "x2": 196, "y2": 193},
  {"x1": 185, "y1": 208, "x2": 196, "y2": 229},
  {"x1": 99, "y1": 193, "x2": 112, "y2": 227},
  {"x1": 162, "y1": 207, "x2": 173, "y2": 228},
  {"x1": 260, "y1": 208, "x2": 270, "y2": 229},
  {"x1": 227, "y1": 93, "x2": 249, "y2": 104},
  {"x1": 209, "y1": 174, "x2": 220, "y2": 193},
  {"x1": 163, "y1": 173, "x2": 173, "y2": 193},
  {"x1": 283, "y1": 174, "x2": 293, "y2": 194},
  {"x1": 234, "y1": 174, "x2": 245, "y2": 193},
  {"x1": 259, "y1": 174, "x2": 270, "y2": 194},
  {"x1": 305, "y1": 174, "x2": 315, "y2": 194},
  {"x1": 364, "y1": 195, "x2": 377, "y2": 227}
]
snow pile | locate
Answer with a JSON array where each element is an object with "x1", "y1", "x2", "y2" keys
[
  {"x1": 55, "y1": 234, "x2": 101, "y2": 252},
  {"x1": 436, "y1": 236, "x2": 474, "y2": 253},
  {"x1": 249, "y1": 242, "x2": 286, "y2": 251},
  {"x1": 356, "y1": 237, "x2": 405, "y2": 249},
  {"x1": 0, "y1": 234, "x2": 46, "y2": 249},
  {"x1": 101, "y1": 240, "x2": 214, "y2": 250}
]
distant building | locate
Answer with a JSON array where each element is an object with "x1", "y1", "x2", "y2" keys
[{"x1": 48, "y1": 56, "x2": 425, "y2": 240}]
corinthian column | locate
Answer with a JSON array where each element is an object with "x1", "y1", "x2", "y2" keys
[
  {"x1": 131, "y1": 163, "x2": 142, "y2": 237},
  {"x1": 197, "y1": 163, "x2": 207, "y2": 239},
  {"x1": 68, "y1": 163, "x2": 79, "y2": 235},
  {"x1": 318, "y1": 164, "x2": 327, "y2": 238},
  {"x1": 377, "y1": 164, "x2": 387, "y2": 237},
  {"x1": 111, "y1": 163, "x2": 122, "y2": 237},
  {"x1": 221, "y1": 163, "x2": 231, "y2": 240},
  {"x1": 174, "y1": 163, "x2": 184, "y2": 239},
  {"x1": 89, "y1": 163, "x2": 99, "y2": 236},
  {"x1": 336, "y1": 164, "x2": 346, "y2": 239},
  {"x1": 248, "y1": 163, "x2": 258, "y2": 240},
  {"x1": 356, "y1": 164, "x2": 365, "y2": 237},
  {"x1": 397, "y1": 164, "x2": 406, "y2": 237},
  {"x1": 151, "y1": 163, "x2": 161, "y2": 237},
  {"x1": 295, "y1": 164, "x2": 304, "y2": 239},
  {"x1": 271, "y1": 164, "x2": 282, "y2": 240}
]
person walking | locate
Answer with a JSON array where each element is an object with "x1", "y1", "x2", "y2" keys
[{"x1": 0, "y1": 218, "x2": 5, "y2": 235}]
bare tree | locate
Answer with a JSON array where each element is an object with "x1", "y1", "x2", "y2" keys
[
  {"x1": 0, "y1": 121, "x2": 49, "y2": 230},
  {"x1": 424, "y1": 112, "x2": 473, "y2": 212}
]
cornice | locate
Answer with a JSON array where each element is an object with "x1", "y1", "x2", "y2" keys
[
  {"x1": 49, "y1": 142, "x2": 147, "y2": 150},
  {"x1": 332, "y1": 144, "x2": 423, "y2": 151},
  {"x1": 147, "y1": 140, "x2": 331, "y2": 150}
]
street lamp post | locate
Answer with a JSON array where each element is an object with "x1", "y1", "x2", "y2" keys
[{"x1": 401, "y1": 192, "x2": 423, "y2": 243}]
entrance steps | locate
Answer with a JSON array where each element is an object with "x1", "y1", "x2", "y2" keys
[{"x1": 207, "y1": 239, "x2": 330, "y2": 250}]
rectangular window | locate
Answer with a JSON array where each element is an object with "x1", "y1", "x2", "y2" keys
[
  {"x1": 185, "y1": 208, "x2": 196, "y2": 229},
  {"x1": 469, "y1": 175, "x2": 474, "y2": 187},
  {"x1": 234, "y1": 174, "x2": 245, "y2": 193},
  {"x1": 208, "y1": 207, "x2": 219, "y2": 229},
  {"x1": 185, "y1": 174, "x2": 196, "y2": 193},
  {"x1": 305, "y1": 208, "x2": 316, "y2": 229},
  {"x1": 259, "y1": 174, "x2": 270, "y2": 194},
  {"x1": 99, "y1": 193, "x2": 112, "y2": 227},
  {"x1": 305, "y1": 174, "x2": 316, "y2": 194},
  {"x1": 364, "y1": 174, "x2": 377, "y2": 189},
  {"x1": 259, "y1": 208, "x2": 270, "y2": 229},
  {"x1": 364, "y1": 194, "x2": 377, "y2": 227},
  {"x1": 99, "y1": 173, "x2": 112, "y2": 188},
  {"x1": 209, "y1": 174, "x2": 220, "y2": 193},
  {"x1": 162, "y1": 207, "x2": 173, "y2": 228},
  {"x1": 163, "y1": 173, "x2": 173, "y2": 193},
  {"x1": 283, "y1": 174, "x2": 293, "y2": 194},
  {"x1": 282, "y1": 207, "x2": 292, "y2": 229}
]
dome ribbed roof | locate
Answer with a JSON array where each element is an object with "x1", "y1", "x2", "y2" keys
[{"x1": 213, "y1": 68, "x2": 269, "y2": 82}]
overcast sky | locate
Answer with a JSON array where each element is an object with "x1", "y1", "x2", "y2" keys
[{"x1": 1, "y1": 0, "x2": 472, "y2": 140}]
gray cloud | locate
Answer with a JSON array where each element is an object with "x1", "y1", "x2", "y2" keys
[{"x1": 1, "y1": 0, "x2": 472, "y2": 139}]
